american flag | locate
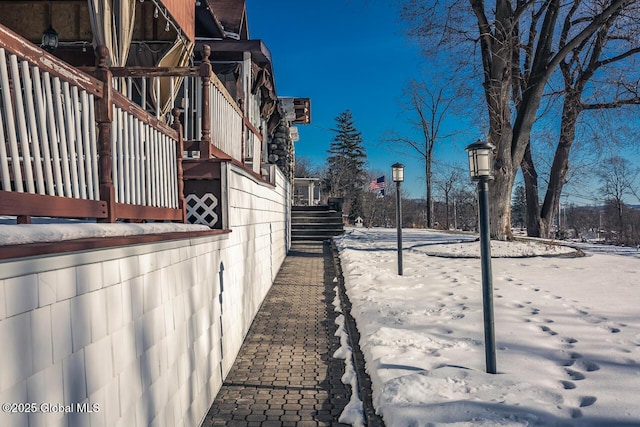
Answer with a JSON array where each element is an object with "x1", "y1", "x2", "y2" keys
[{"x1": 369, "y1": 176, "x2": 385, "y2": 191}]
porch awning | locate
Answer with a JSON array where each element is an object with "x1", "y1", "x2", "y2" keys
[{"x1": 153, "y1": 38, "x2": 194, "y2": 116}]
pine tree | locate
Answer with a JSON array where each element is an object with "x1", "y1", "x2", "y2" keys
[
  {"x1": 511, "y1": 185, "x2": 527, "y2": 230},
  {"x1": 325, "y1": 110, "x2": 367, "y2": 220}
]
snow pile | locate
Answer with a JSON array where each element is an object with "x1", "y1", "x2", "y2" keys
[
  {"x1": 416, "y1": 239, "x2": 577, "y2": 258},
  {"x1": 332, "y1": 284, "x2": 365, "y2": 427},
  {"x1": 0, "y1": 222, "x2": 211, "y2": 245},
  {"x1": 335, "y1": 228, "x2": 640, "y2": 426}
]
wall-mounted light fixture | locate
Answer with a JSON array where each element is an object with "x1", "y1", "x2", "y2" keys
[{"x1": 41, "y1": 2, "x2": 58, "y2": 53}]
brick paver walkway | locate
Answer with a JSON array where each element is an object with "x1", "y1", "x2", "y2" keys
[{"x1": 202, "y1": 241, "x2": 350, "y2": 427}]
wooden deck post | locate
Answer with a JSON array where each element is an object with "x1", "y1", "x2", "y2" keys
[
  {"x1": 199, "y1": 45, "x2": 212, "y2": 159},
  {"x1": 95, "y1": 45, "x2": 116, "y2": 222},
  {"x1": 239, "y1": 97, "x2": 245, "y2": 165},
  {"x1": 17, "y1": 216, "x2": 32, "y2": 224},
  {"x1": 172, "y1": 108, "x2": 187, "y2": 223}
]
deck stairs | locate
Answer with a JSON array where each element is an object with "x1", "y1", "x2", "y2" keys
[{"x1": 291, "y1": 206, "x2": 344, "y2": 241}]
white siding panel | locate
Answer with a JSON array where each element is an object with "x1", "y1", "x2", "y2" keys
[{"x1": 0, "y1": 167, "x2": 290, "y2": 427}]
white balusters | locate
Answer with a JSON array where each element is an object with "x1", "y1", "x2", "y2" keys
[
  {"x1": 110, "y1": 105, "x2": 178, "y2": 209},
  {"x1": 0, "y1": 51, "x2": 10, "y2": 190},
  {"x1": 1, "y1": 34, "x2": 184, "y2": 221},
  {"x1": 10, "y1": 53, "x2": 34, "y2": 193},
  {"x1": 31, "y1": 67, "x2": 56, "y2": 195},
  {"x1": 1, "y1": 49, "x2": 24, "y2": 192},
  {"x1": 208, "y1": 77, "x2": 243, "y2": 160},
  {"x1": 20, "y1": 61, "x2": 45, "y2": 194},
  {"x1": 43, "y1": 72, "x2": 65, "y2": 196},
  {"x1": 0, "y1": 49, "x2": 100, "y2": 200}
]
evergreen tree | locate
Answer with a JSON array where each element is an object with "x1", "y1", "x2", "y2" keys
[
  {"x1": 325, "y1": 110, "x2": 367, "y2": 220},
  {"x1": 511, "y1": 185, "x2": 527, "y2": 230}
]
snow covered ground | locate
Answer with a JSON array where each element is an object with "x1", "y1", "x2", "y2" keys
[{"x1": 334, "y1": 228, "x2": 640, "y2": 427}]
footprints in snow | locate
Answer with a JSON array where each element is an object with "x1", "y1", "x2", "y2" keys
[
  {"x1": 564, "y1": 369, "x2": 585, "y2": 381},
  {"x1": 506, "y1": 289, "x2": 610, "y2": 420},
  {"x1": 565, "y1": 305, "x2": 626, "y2": 335},
  {"x1": 433, "y1": 289, "x2": 469, "y2": 321},
  {"x1": 558, "y1": 350, "x2": 599, "y2": 419},
  {"x1": 576, "y1": 360, "x2": 601, "y2": 372},
  {"x1": 566, "y1": 395, "x2": 598, "y2": 420},
  {"x1": 579, "y1": 395, "x2": 598, "y2": 407},
  {"x1": 560, "y1": 380, "x2": 576, "y2": 390},
  {"x1": 540, "y1": 325, "x2": 558, "y2": 336}
]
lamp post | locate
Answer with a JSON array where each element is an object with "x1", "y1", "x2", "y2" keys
[
  {"x1": 465, "y1": 140, "x2": 497, "y2": 374},
  {"x1": 392, "y1": 163, "x2": 405, "y2": 276}
]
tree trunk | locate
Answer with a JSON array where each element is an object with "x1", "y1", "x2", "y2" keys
[
  {"x1": 488, "y1": 123, "x2": 515, "y2": 240},
  {"x1": 453, "y1": 199, "x2": 458, "y2": 230},
  {"x1": 539, "y1": 97, "x2": 580, "y2": 237},
  {"x1": 617, "y1": 200, "x2": 625, "y2": 243},
  {"x1": 489, "y1": 168, "x2": 515, "y2": 239},
  {"x1": 472, "y1": 0, "x2": 516, "y2": 240},
  {"x1": 521, "y1": 143, "x2": 543, "y2": 237},
  {"x1": 426, "y1": 158, "x2": 433, "y2": 228},
  {"x1": 445, "y1": 192, "x2": 450, "y2": 229},
  {"x1": 486, "y1": 81, "x2": 515, "y2": 240},
  {"x1": 484, "y1": 0, "x2": 561, "y2": 239}
]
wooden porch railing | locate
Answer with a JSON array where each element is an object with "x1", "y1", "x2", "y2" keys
[
  {"x1": 244, "y1": 119, "x2": 262, "y2": 174},
  {"x1": 0, "y1": 23, "x2": 185, "y2": 224},
  {"x1": 107, "y1": 45, "x2": 262, "y2": 168}
]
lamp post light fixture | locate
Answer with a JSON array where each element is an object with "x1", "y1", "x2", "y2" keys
[
  {"x1": 465, "y1": 140, "x2": 497, "y2": 374},
  {"x1": 392, "y1": 163, "x2": 405, "y2": 276},
  {"x1": 466, "y1": 140, "x2": 495, "y2": 180},
  {"x1": 392, "y1": 162, "x2": 405, "y2": 183}
]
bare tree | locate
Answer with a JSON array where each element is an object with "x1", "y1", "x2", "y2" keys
[
  {"x1": 598, "y1": 156, "x2": 639, "y2": 243},
  {"x1": 294, "y1": 156, "x2": 319, "y2": 178},
  {"x1": 565, "y1": 204, "x2": 601, "y2": 239},
  {"x1": 362, "y1": 170, "x2": 392, "y2": 227},
  {"x1": 436, "y1": 169, "x2": 462, "y2": 230},
  {"x1": 402, "y1": 0, "x2": 638, "y2": 239},
  {"x1": 383, "y1": 79, "x2": 453, "y2": 228},
  {"x1": 522, "y1": 4, "x2": 640, "y2": 237},
  {"x1": 453, "y1": 187, "x2": 478, "y2": 232}
]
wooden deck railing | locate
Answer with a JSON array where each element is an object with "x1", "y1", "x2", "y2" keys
[
  {"x1": 244, "y1": 121, "x2": 262, "y2": 174},
  {"x1": 0, "y1": 23, "x2": 185, "y2": 223},
  {"x1": 208, "y1": 70, "x2": 243, "y2": 161},
  {"x1": 111, "y1": 92, "x2": 180, "y2": 209},
  {"x1": 108, "y1": 45, "x2": 261, "y2": 168}
]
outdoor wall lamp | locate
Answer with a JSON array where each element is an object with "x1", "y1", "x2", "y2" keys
[
  {"x1": 41, "y1": 25, "x2": 59, "y2": 53},
  {"x1": 392, "y1": 163, "x2": 404, "y2": 275},
  {"x1": 41, "y1": 2, "x2": 58, "y2": 54},
  {"x1": 465, "y1": 140, "x2": 497, "y2": 374}
]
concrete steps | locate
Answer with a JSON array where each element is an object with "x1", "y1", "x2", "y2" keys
[{"x1": 292, "y1": 206, "x2": 344, "y2": 241}]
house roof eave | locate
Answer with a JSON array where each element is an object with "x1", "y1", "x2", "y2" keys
[{"x1": 195, "y1": 38, "x2": 272, "y2": 66}]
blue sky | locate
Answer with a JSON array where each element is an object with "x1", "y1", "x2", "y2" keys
[
  {"x1": 245, "y1": 1, "x2": 640, "y2": 205},
  {"x1": 245, "y1": 0, "x2": 476, "y2": 199}
]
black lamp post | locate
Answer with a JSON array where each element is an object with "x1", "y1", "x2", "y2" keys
[
  {"x1": 465, "y1": 140, "x2": 497, "y2": 374},
  {"x1": 392, "y1": 163, "x2": 404, "y2": 276}
]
